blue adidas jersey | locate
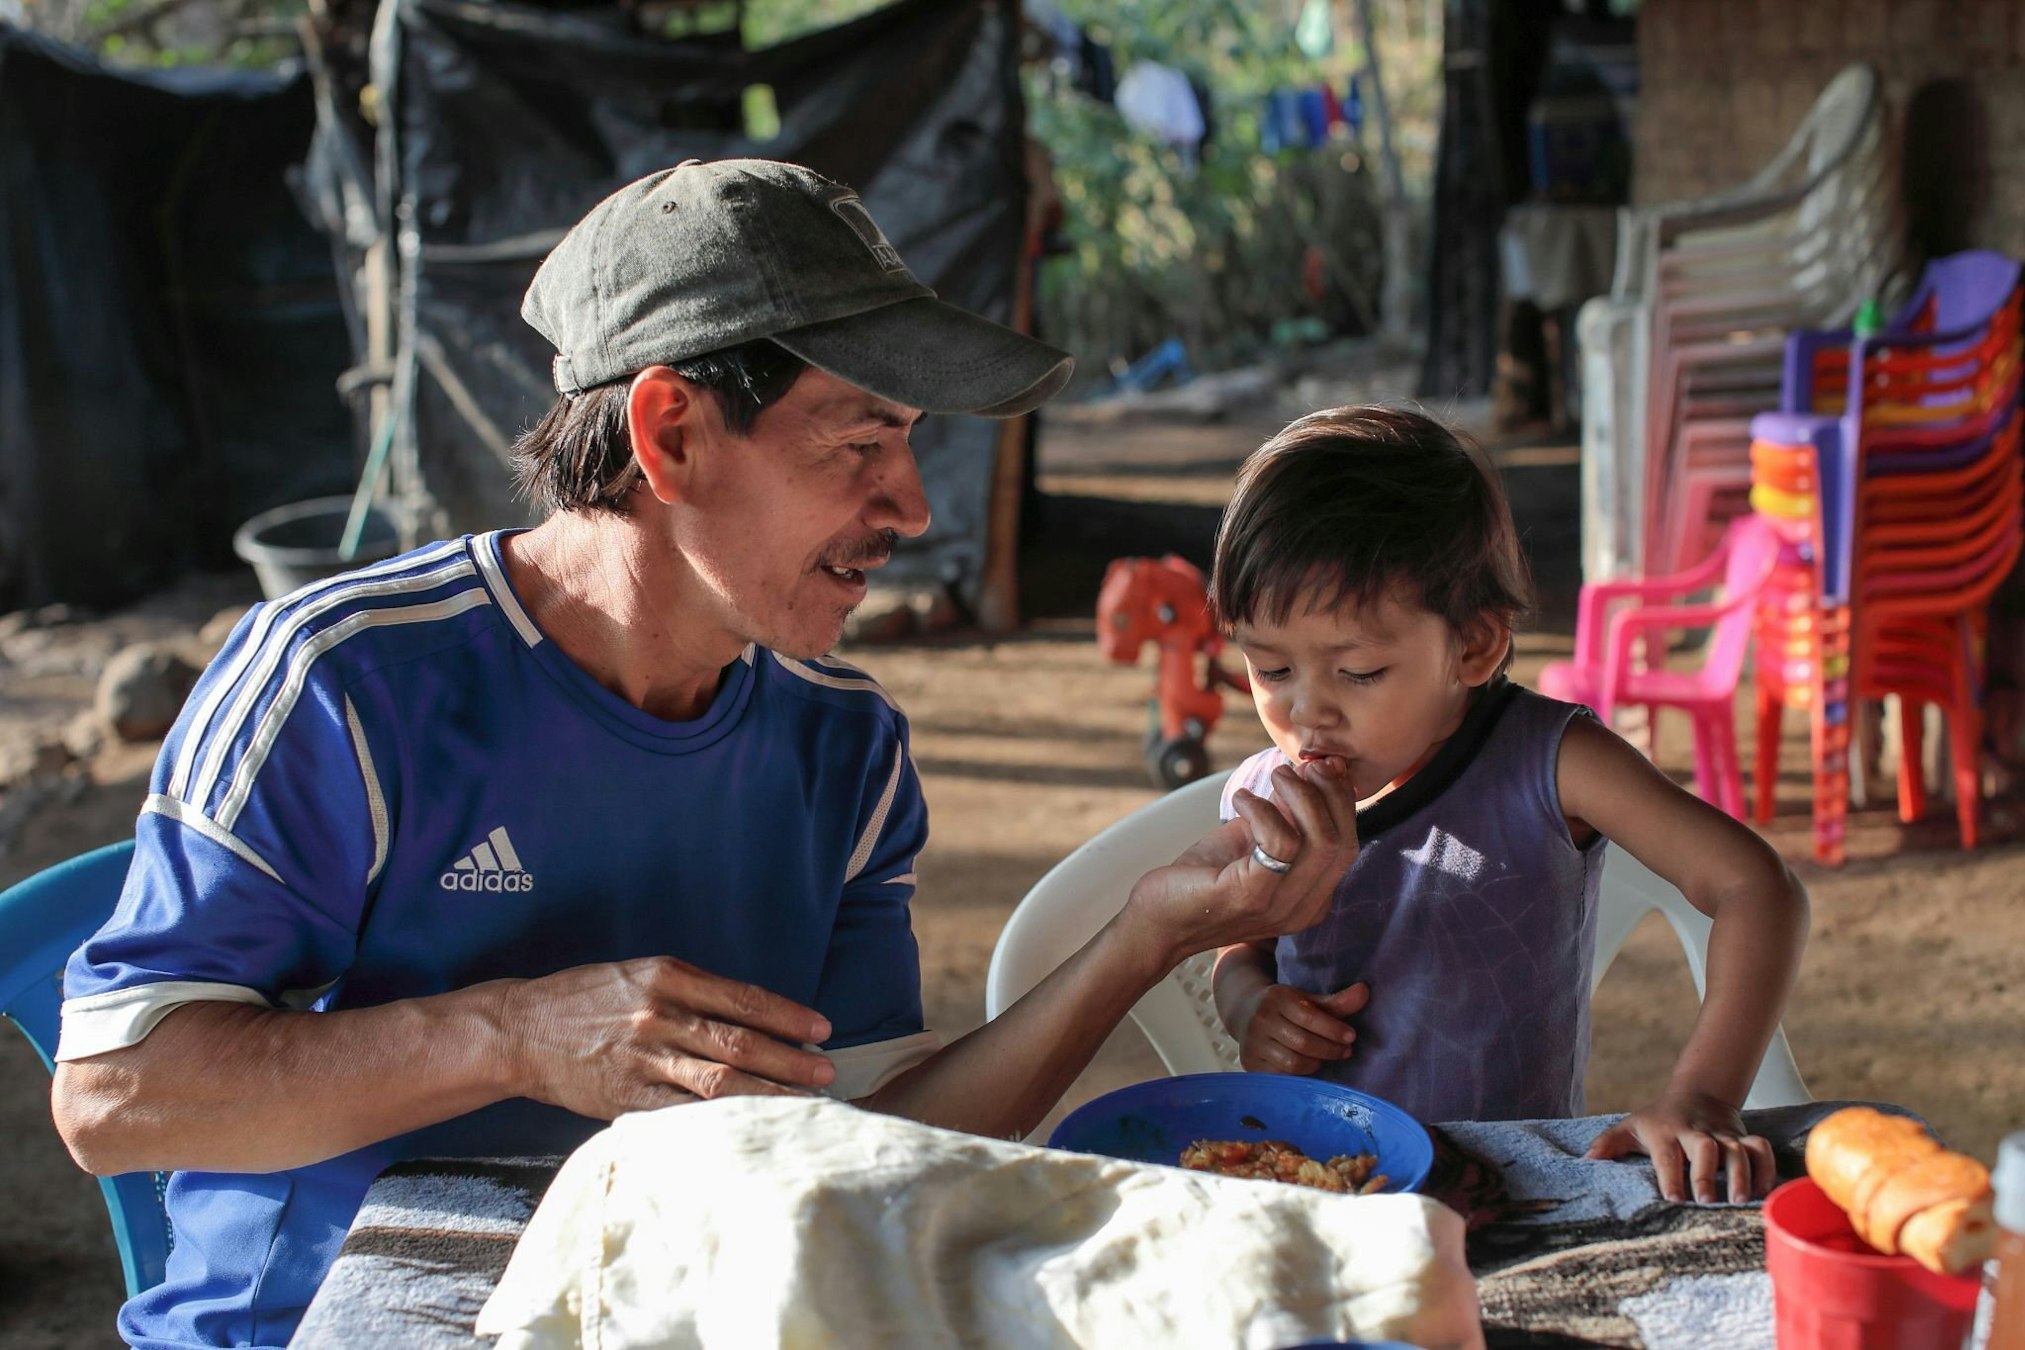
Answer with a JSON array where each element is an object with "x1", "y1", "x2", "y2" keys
[{"x1": 59, "y1": 532, "x2": 933, "y2": 1349}]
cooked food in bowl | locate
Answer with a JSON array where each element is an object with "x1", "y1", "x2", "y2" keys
[
  {"x1": 1047, "y1": 1072, "x2": 1435, "y2": 1196},
  {"x1": 1180, "y1": 1138, "x2": 1389, "y2": 1194}
]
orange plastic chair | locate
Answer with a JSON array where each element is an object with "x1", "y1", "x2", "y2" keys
[{"x1": 1747, "y1": 258, "x2": 2023, "y2": 862}]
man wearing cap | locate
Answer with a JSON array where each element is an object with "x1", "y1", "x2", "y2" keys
[{"x1": 51, "y1": 160, "x2": 1355, "y2": 1348}]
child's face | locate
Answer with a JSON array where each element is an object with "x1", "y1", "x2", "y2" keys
[{"x1": 1231, "y1": 588, "x2": 1507, "y2": 803}]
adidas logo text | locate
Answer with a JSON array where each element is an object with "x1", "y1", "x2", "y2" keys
[{"x1": 440, "y1": 826, "x2": 535, "y2": 892}]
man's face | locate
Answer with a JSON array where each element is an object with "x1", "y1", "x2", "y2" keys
[{"x1": 678, "y1": 367, "x2": 931, "y2": 658}]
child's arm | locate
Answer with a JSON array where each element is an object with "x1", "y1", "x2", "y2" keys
[
  {"x1": 1555, "y1": 715, "x2": 1810, "y2": 1205},
  {"x1": 1212, "y1": 941, "x2": 1366, "y2": 1074}
]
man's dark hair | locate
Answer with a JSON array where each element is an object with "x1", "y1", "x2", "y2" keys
[
  {"x1": 511, "y1": 339, "x2": 809, "y2": 514},
  {"x1": 1210, "y1": 405, "x2": 1533, "y2": 662}
]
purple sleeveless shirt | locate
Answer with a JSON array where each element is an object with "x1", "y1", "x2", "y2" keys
[{"x1": 1222, "y1": 680, "x2": 1605, "y2": 1123}]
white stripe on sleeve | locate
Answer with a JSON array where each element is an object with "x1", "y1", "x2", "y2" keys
[
  {"x1": 843, "y1": 741, "x2": 905, "y2": 884},
  {"x1": 344, "y1": 696, "x2": 390, "y2": 887},
  {"x1": 142, "y1": 794, "x2": 282, "y2": 881},
  {"x1": 56, "y1": 981, "x2": 272, "y2": 1061},
  {"x1": 819, "y1": 1030, "x2": 942, "y2": 1101}
]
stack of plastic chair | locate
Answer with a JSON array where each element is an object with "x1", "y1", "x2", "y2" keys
[
  {"x1": 1538, "y1": 514, "x2": 1780, "y2": 820},
  {"x1": 1577, "y1": 62, "x2": 1903, "y2": 588},
  {"x1": 1747, "y1": 251, "x2": 2024, "y2": 865}
]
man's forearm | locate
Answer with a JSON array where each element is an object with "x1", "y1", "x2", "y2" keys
[
  {"x1": 859, "y1": 912, "x2": 1178, "y2": 1141},
  {"x1": 53, "y1": 984, "x2": 521, "y2": 1176}
]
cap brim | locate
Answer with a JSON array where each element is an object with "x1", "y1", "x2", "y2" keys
[{"x1": 772, "y1": 297, "x2": 1073, "y2": 419}]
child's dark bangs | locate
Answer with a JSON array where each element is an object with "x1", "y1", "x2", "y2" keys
[{"x1": 1237, "y1": 551, "x2": 1398, "y2": 631}]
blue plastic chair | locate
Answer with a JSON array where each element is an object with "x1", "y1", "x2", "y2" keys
[{"x1": 0, "y1": 840, "x2": 173, "y2": 1296}]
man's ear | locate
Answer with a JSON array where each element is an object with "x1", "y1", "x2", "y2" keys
[
  {"x1": 628, "y1": 366, "x2": 710, "y2": 506},
  {"x1": 1456, "y1": 613, "x2": 1511, "y2": 687}
]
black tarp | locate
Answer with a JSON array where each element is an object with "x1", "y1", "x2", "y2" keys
[
  {"x1": 343, "y1": 0, "x2": 1028, "y2": 608},
  {"x1": 0, "y1": 27, "x2": 356, "y2": 610}
]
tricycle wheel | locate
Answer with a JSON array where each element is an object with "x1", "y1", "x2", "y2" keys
[{"x1": 1147, "y1": 735, "x2": 1211, "y2": 791}]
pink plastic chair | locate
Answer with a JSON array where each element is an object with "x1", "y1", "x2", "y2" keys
[{"x1": 1540, "y1": 515, "x2": 1782, "y2": 819}]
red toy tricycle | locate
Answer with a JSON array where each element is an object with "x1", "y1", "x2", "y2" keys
[{"x1": 1096, "y1": 555, "x2": 1250, "y2": 789}]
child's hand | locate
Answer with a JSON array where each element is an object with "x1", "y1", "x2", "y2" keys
[
  {"x1": 1235, "y1": 981, "x2": 1368, "y2": 1076},
  {"x1": 1585, "y1": 1086, "x2": 1778, "y2": 1203}
]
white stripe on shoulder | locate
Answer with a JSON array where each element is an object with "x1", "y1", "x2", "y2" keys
[
  {"x1": 344, "y1": 696, "x2": 390, "y2": 887},
  {"x1": 471, "y1": 532, "x2": 543, "y2": 648},
  {"x1": 844, "y1": 740, "x2": 906, "y2": 883},
  {"x1": 183, "y1": 556, "x2": 478, "y2": 810},
  {"x1": 170, "y1": 542, "x2": 468, "y2": 801},
  {"x1": 142, "y1": 794, "x2": 282, "y2": 881},
  {"x1": 215, "y1": 588, "x2": 492, "y2": 830},
  {"x1": 770, "y1": 652, "x2": 900, "y2": 711}
]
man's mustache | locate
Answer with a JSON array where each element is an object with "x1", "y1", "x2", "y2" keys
[{"x1": 822, "y1": 530, "x2": 898, "y2": 569}]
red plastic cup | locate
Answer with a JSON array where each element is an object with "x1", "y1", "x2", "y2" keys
[{"x1": 1763, "y1": 1177, "x2": 1982, "y2": 1349}]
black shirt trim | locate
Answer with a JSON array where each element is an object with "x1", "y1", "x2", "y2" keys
[{"x1": 1353, "y1": 676, "x2": 1519, "y2": 841}]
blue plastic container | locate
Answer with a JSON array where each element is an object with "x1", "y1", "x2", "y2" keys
[{"x1": 1047, "y1": 1072, "x2": 1434, "y2": 1195}]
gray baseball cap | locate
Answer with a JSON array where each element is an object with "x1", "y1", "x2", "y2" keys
[{"x1": 522, "y1": 158, "x2": 1073, "y2": 418}]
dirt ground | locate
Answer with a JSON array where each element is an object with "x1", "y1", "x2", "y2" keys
[{"x1": 3, "y1": 405, "x2": 2024, "y2": 1345}]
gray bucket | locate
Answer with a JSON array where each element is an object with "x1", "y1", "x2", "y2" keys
[{"x1": 232, "y1": 496, "x2": 401, "y2": 601}]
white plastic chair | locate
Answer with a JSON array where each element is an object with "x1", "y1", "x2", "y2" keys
[
  {"x1": 1578, "y1": 62, "x2": 1904, "y2": 583},
  {"x1": 984, "y1": 771, "x2": 1812, "y2": 1110}
]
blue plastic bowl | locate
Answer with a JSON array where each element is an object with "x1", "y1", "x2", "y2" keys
[{"x1": 1047, "y1": 1072, "x2": 1434, "y2": 1195}]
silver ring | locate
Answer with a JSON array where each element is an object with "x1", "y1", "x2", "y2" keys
[{"x1": 1250, "y1": 843, "x2": 1294, "y2": 874}]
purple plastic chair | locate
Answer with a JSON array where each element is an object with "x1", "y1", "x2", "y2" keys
[{"x1": 1781, "y1": 250, "x2": 2025, "y2": 413}]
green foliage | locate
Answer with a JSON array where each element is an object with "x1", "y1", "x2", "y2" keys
[
  {"x1": 742, "y1": 0, "x2": 888, "y2": 48},
  {"x1": 74, "y1": 0, "x2": 307, "y2": 69}
]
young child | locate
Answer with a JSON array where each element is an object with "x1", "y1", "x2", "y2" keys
[{"x1": 1208, "y1": 405, "x2": 1808, "y2": 1204}]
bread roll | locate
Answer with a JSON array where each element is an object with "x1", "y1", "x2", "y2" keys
[
  {"x1": 1807, "y1": 1107, "x2": 1935, "y2": 1216},
  {"x1": 1898, "y1": 1195, "x2": 1998, "y2": 1277},
  {"x1": 1862, "y1": 1151, "x2": 1991, "y2": 1253},
  {"x1": 1802, "y1": 1106, "x2": 1996, "y2": 1276}
]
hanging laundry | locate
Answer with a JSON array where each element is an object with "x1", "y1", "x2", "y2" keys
[
  {"x1": 1298, "y1": 86, "x2": 1330, "y2": 148},
  {"x1": 1295, "y1": 0, "x2": 1335, "y2": 60},
  {"x1": 1321, "y1": 82, "x2": 1342, "y2": 130},
  {"x1": 1344, "y1": 74, "x2": 1365, "y2": 137},
  {"x1": 1116, "y1": 60, "x2": 1205, "y2": 148},
  {"x1": 1262, "y1": 88, "x2": 1308, "y2": 153}
]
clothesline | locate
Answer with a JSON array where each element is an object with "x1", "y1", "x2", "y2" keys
[{"x1": 1021, "y1": 0, "x2": 1366, "y2": 159}]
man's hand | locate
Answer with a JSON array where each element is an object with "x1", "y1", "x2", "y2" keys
[
  {"x1": 498, "y1": 957, "x2": 837, "y2": 1119},
  {"x1": 1585, "y1": 1085, "x2": 1777, "y2": 1203},
  {"x1": 1121, "y1": 758, "x2": 1359, "y2": 969},
  {"x1": 1234, "y1": 981, "x2": 1367, "y2": 1075}
]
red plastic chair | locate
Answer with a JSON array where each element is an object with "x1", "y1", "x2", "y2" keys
[{"x1": 1540, "y1": 515, "x2": 1781, "y2": 819}]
